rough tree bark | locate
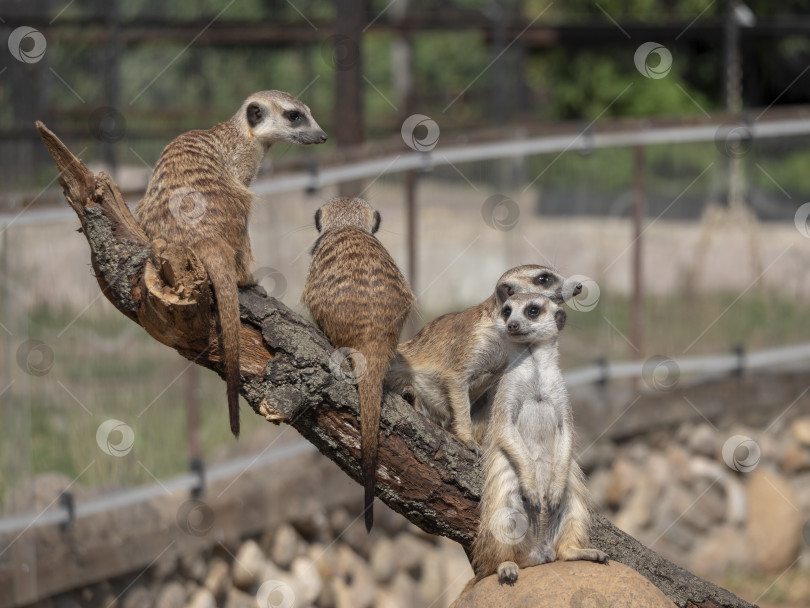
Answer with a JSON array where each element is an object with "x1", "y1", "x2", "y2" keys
[{"x1": 36, "y1": 122, "x2": 757, "y2": 608}]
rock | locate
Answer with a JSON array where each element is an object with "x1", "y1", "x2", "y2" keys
[
  {"x1": 187, "y1": 589, "x2": 216, "y2": 608},
  {"x1": 746, "y1": 468, "x2": 803, "y2": 571},
  {"x1": 233, "y1": 539, "x2": 266, "y2": 591},
  {"x1": 293, "y1": 509, "x2": 331, "y2": 543},
  {"x1": 271, "y1": 523, "x2": 303, "y2": 569},
  {"x1": 781, "y1": 444, "x2": 810, "y2": 474},
  {"x1": 180, "y1": 551, "x2": 208, "y2": 583},
  {"x1": 291, "y1": 556, "x2": 322, "y2": 605},
  {"x1": 120, "y1": 585, "x2": 152, "y2": 608},
  {"x1": 370, "y1": 536, "x2": 397, "y2": 583},
  {"x1": 666, "y1": 446, "x2": 691, "y2": 483},
  {"x1": 614, "y1": 472, "x2": 661, "y2": 534},
  {"x1": 790, "y1": 417, "x2": 810, "y2": 447},
  {"x1": 154, "y1": 582, "x2": 186, "y2": 608},
  {"x1": 203, "y1": 557, "x2": 230, "y2": 600},
  {"x1": 691, "y1": 525, "x2": 752, "y2": 580},
  {"x1": 336, "y1": 545, "x2": 376, "y2": 608},
  {"x1": 330, "y1": 507, "x2": 373, "y2": 557},
  {"x1": 451, "y1": 561, "x2": 676, "y2": 608},
  {"x1": 687, "y1": 423, "x2": 719, "y2": 458},
  {"x1": 604, "y1": 458, "x2": 637, "y2": 508},
  {"x1": 391, "y1": 532, "x2": 435, "y2": 576},
  {"x1": 308, "y1": 542, "x2": 340, "y2": 580},
  {"x1": 416, "y1": 548, "x2": 445, "y2": 605},
  {"x1": 380, "y1": 571, "x2": 426, "y2": 608},
  {"x1": 224, "y1": 588, "x2": 256, "y2": 608}
]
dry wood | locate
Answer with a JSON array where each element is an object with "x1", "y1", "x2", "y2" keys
[{"x1": 36, "y1": 121, "x2": 757, "y2": 608}]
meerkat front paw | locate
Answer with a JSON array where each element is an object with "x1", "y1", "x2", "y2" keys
[
  {"x1": 547, "y1": 483, "x2": 564, "y2": 512},
  {"x1": 497, "y1": 561, "x2": 519, "y2": 584},
  {"x1": 522, "y1": 484, "x2": 545, "y2": 511},
  {"x1": 463, "y1": 438, "x2": 482, "y2": 458}
]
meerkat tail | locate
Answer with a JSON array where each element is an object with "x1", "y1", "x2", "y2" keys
[
  {"x1": 197, "y1": 251, "x2": 241, "y2": 437},
  {"x1": 358, "y1": 350, "x2": 388, "y2": 532}
]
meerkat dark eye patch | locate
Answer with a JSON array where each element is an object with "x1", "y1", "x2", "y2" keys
[
  {"x1": 283, "y1": 110, "x2": 307, "y2": 124},
  {"x1": 526, "y1": 304, "x2": 543, "y2": 318},
  {"x1": 535, "y1": 272, "x2": 551, "y2": 285},
  {"x1": 247, "y1": 102, "x2": 263, "y2": 127},
  {"x1": 502, "y1": 306, "x2": 512, "y2": 320}
]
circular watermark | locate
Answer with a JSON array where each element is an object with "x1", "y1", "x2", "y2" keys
[
  {"x1": 256, "y1": 580, "x2": 296, "y2": 608},
  {"x1": 8, "y1": 26, "x2": 47, "y2": 64},
  {"x1": 89, "y1": 106, "x2": 127, "y2": 143},
  {"x1": 562, "y1": 275, "x2": 600, "y2": 312},
  {"x1": 481, "y1": 194, "x2": 520, "y2": 231},
  {"x1": 722, "y1": 435, "x2": 760, "y2": 473},
  {"x1": 176, "y1": 499, "x2": 215, "y2": 536},
  {"x1": 16, "y1": 339, "x2": 54, "y2": 376},
  {"x1": 401, "y1": 114, "x2": 440, "y2": 152},
  {"x1": 168, "y1": 187, "x2": 207, "y2": 225},
  {"x1": 253, "y1": 267, "x2": 288, "y2": 299},
  {"x1": 328, "y1": 347, "x2": 367, "y2": 385},
  {"x1": 641, "y1": 356, "x2": 681, "y2": 392},
  {"x1": 489, "y1": 506, "x2": 530, "y2": 545},
  {"x1": 96, "y1": 419, "x2": 135, "y2": 457},
  {"x1": 714, "y1": 123, "x2": 753, "y2": 159},
  {"x1": 634, "y1": 42, "x2": 672, "y2": 79},
  {"x1": 794, "y1": 203, "x2": 810, "y2": 238},
  {"x1": 571, "y1": 588, "x2": 608, "y2": 608},
  {"x1": 322, "y1": 34, "x2": 360, "y2": 71}
]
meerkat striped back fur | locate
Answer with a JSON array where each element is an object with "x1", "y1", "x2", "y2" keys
[
  {"x1": 135, "y1": 90, "x2": 327, "y2": 437},
  {"x1": 302, "y1": 197, "x2": 414, "y2": 532}
]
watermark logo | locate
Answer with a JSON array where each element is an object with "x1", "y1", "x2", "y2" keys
[
  {"x1": 571, "y1": 588, "x2": 608, "y2": 608},
  {"x1": 253, "y1": 267, "x2": 288, "y2": 300},
  {"x1": 16, "y1": 339, "x2": 54, "y2": 376},
  {"x1": 562, "y1": 275, "x2": 600, "y2": 312},
  {"x1": 482, "y1": 195, "x2": 520, "y2": 231},
  {"x1": 634, "y1": 42, "x2": 672, "y2": 79},
  {"x1": 89, "y1": 107, "x2": 127, "y2": 143},
  {"x1": 489, "y1": 506, "x2": 530, "y2": 545},
  {"x1": 722, "y1": 435, "x2": 760, "y2": 472},
  {"x1": 794, "y1": 203, "x2": 810, "y2": 238},
  {"x1": 329, "y1": 347, "x2": 367, "y2": 385},
  {"x1": 176, "y1": 499, "x2": 215, "y2": 536},
  {"x1": 714, "y1": 123, "x2": 753, "y2": 159},
  {"x1": 642, "y1": 356, "x2": 681, "y2": 391},
  {"x1": 401, "y1": 114, "x2": 440, "y2": 152},
  {"x1": 168, "y1": 187, "x2": 207, "y2": 225},
  {"x1": 96, "y1": 419, "x2": 135, "y2": 457},
  {"x1": 256, "y1": 579, "x2": 296, "y2": 608},
  {"x1": 8, "y1": 27, "x2": 47, "y2": 64},
  {"x1": 322, "y1": 34, "x2": 360, "y2": 71}
]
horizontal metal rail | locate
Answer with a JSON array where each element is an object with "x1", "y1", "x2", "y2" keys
[
  {"x1": 563, "y1": 341, "x2": 810, "y2": 387},
  {"x1": 0, "y1": 440, "x2": 315, "y2": 536}
]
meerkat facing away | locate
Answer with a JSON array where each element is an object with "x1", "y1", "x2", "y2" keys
[
  {"x1": 302, "y1": 197, "x2": 414, "y2": 532},
  {"x1": 135, "y1": 91, "x2": 327, "y2": 437},
  {"x1": 471, "y1": 293, "x2": 607, "y2": 583},
  {"x1": 385, "y1": 265, "x2": 582, "y2": 450}
]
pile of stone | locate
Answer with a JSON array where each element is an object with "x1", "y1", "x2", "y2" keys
[
  {"x1": 584, "y1": 415, "x2": 810, "y2": 580},
  {"x1": 32, "y1": 504, "x2": 472, "y2": 608}
]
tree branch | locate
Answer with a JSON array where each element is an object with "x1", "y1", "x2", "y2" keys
[{"x1": 36, "y1": 121, "x2": 757, "y2": 608}]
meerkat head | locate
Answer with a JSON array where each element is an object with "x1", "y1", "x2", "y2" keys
[
  {"x1": 497, "y1": 294, "x2": 566, "y2": 345},
  {"x1": 494, "y1": 264, "x2": 582, "y2": 307},
  {"x1": 237, "y1": 90, "x2": 328, "y2": 148},
  {"x1": 314, "y1": 197, "x2": 381, "y2": 234}
]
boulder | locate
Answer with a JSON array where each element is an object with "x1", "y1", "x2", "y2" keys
[
  {"x1": 451, "y1": 561, "x2": 676, "y2": 608},
  {"x1": 790, "y1": 417, "x2": 810, "y2": 447},
  {"x1": 746, "y1": 468, "x2": 803, "y2": 571},
  {"x1": 271, "y1": 523, "x2": 303, "y2": 569},
  {"x1": 154, "y1": 582, "x2": 186, "y2": 608},
  {"x1": 233, "y1": 539, "x2": 266, "y2": 591}
]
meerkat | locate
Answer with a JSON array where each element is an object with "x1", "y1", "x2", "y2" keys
[
  {"x1": 471, "y1": 293, "x2": 607, "y2": 583},
  {"x1": 302, "y1": 197, "x2": 414, "y2": 531},
  {"x1": 135, "y1": 91, "x2": 327, "y2": 437},
  {"x1": 385, "y1": 265, "x2": 582, "y2": 451}
]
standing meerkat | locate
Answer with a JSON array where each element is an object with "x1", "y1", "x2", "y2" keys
[
  {"x1": 302, "y1": 197, "x2": 414, "y2": 531},
  {"x1": 135, "y1": 91, "x2": 327, "y2": 437},
  {"x1": 385, "y1": 265, "x2": 582, "y2": 450},
  {"x1": 471, "y1": 293, "x2": 607, "y2": 583}
]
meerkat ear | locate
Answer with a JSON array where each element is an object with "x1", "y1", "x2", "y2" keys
[
  {"x1": 247, "y1": 102, "x2": 263, "y2": 128},
  {"x1": 371, "y1": 210, "x2": 381, "y2": 234},
  {"x1": 555, "y1": 308, "x2": 567, "y2": 331},
  {"x1": 495, "y1": 282, "x2": 513, "y2": 305},
  {"x1": 314, "y1": 208, "x2": 323, "y2": 232}
]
